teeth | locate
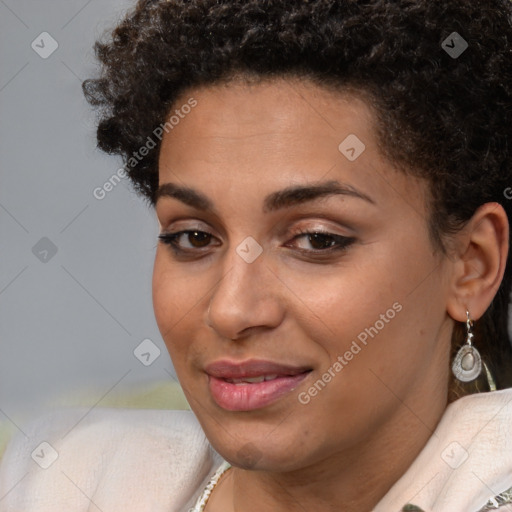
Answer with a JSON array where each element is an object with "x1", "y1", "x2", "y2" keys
[
  {"x1": 228, "y1": 374, "x2": 280, "y2": 384},
  {"x1": 240, "y1": 376, "x2": 265, "y2": 384}
]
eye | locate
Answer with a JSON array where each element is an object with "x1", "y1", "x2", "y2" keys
[
  {"x1": 287, "y1": 230, "x2": 355, "y2": 253},
  {"x1": 158, "y1": 230, "x2": 219, "y2": 251},
  {"x1": 158, "y1": 228, "x2": 355, "y2": 256}
]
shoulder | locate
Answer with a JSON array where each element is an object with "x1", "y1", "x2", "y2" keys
[{"x1": 0, "y1": 408, "x2": 222, "y2": 512}]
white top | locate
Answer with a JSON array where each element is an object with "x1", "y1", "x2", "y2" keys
[
  {"x1": 0, "y1": 409, "x2": 224, "y2": 512},
  {"x1": 2, "y1": 389, "x2": 512, "y2": 511}
]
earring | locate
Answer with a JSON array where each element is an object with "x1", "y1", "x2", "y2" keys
[{"x1": 452, "y1": 310, "x2": 482, "y2": 382}]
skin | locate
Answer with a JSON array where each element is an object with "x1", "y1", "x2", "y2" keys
[{"x1": 152, "y1": 78, "x2": 508, "y2": 512}]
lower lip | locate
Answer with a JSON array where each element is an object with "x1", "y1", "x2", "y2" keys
[{"x1": 208, "y1": 372, "x2": 310, "y2": 411}]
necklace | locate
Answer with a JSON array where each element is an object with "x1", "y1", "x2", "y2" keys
[
  {"x1": 478, "y1": 486, "x2": 512, "y2": 511},
  {"x1": 190, "y1": 460, "x2": 232, "y2": 512}
]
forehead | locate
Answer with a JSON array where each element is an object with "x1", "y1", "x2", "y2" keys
[
  {"x1": 157, "y1": 78, "x2": 429, "y2": 218},
  {"x1": 161, "y1": 78, "x2": 375, "y2": 158}
]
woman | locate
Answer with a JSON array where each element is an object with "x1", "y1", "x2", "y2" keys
[{"x1": 1, "y1": 0, "x2": 512, "y2": 510}]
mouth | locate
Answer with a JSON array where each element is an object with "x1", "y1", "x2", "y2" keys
[{"x1": 205, "y1": 359, "x2": 312, "y2": 411}]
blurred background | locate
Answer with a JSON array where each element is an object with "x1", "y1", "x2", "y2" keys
[{"x1": 0, "y1": 0, "x2": 188, "y2": 455}]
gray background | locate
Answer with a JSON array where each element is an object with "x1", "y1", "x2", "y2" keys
[{"x1": 0, "y1": 0, "x2": 177, "y2": 428}]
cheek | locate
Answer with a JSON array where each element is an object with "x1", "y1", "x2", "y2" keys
[
  {"x1": 294, "y1": 244, "x2": 445, "y2": 384},
  {"x1": 152, "y1": 253, "x2": 192, "y2": 356},
  {"x1": 152, "y1": 251, "x2": 199, "y2": 323},
  {"x1": 152, "y1": 254, "x2": 174, "y2": 334},
  {"x1": 271, "y1": 256, "x2": 399, "y2": 357},
  {"x1": 152, "y1": 251, "x2": 211, "y2": 367}
]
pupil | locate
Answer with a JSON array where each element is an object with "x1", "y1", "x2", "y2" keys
[
  {"x1": 190, "y1": 231, "x2": 211, "y2": 247},
  {"x1": 309, "y1": 233, "x2": 333, "y2": 249}
]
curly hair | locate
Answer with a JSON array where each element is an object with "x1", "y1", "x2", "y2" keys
[{"x1": 83, "y1": 0, "x2": 512, "y2": 399}]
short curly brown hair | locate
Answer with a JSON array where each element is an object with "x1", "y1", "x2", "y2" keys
[{"x1": 83, "y1": 0, "x2": 512, "y2": 398}]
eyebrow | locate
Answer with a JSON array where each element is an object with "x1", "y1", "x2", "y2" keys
[{"x1": 155, "y1": 180, "x2": 375, "y2": 213}]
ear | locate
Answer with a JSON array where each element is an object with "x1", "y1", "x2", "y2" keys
[{"x1": 446, "y1": 202, "x2": 509, "y2": 322}]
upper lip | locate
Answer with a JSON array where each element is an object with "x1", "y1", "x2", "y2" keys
[{"x1": 205, "y1": 359, "x2": 312, "y2": 379}]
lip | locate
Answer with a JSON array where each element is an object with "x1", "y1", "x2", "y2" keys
[{"x1": 205, "y1": 359, "x2": 312, "y2": 411}]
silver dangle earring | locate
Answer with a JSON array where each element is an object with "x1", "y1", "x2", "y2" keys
[{"x1": 452, "y1": 310, "x2": 482, "y2": 382}]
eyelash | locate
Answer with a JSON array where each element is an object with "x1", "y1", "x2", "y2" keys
[{"x1": 158, "y1": 228, "x2": 356, "y2": 256}]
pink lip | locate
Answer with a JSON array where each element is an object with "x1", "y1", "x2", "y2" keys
[{"x1": 205, "y1": 359, "x2": 312, "y2": 411}]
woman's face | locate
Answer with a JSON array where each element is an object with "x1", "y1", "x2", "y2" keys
[{"x1": 153, "y1": 78, "x2": 454, "y2": 471}]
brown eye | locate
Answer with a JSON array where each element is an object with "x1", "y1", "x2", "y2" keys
[
  {"x1": 158, "y1": 230, "x2": 218, "y2": 251},
  {"x1": 187, "y1": 231, "x2": 211, "y2": 247},
  {"x1": 288, "y1": 231, "x2": 355, "y2": 253},
  {"x1": 307, "y1": 233, "x2": 338, "y2": 250}
]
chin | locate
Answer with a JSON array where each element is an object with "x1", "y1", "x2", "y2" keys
[{"x1": 201, "y1": 418, "x2": 312, "y2": 471}]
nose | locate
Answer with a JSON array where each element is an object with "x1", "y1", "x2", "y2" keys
[{"x1": 206, "y1": 247, "x2": 285, "y2": 340}]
